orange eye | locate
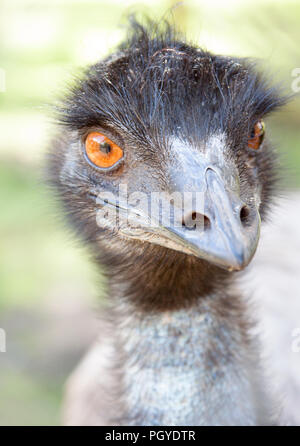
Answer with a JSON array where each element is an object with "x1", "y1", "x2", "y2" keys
[
  {"x1": 248, "y1": 121, "x2": 265, "y2": 150},
  {"x1": 85, "y1": 132, "x2": 123, "y2": 169}
]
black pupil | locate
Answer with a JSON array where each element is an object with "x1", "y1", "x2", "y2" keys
[
  {"x1": 250, "y1": 123, "x2": 264, "y2": 140},
  {"x1": 99, "y1": 142, "x2": 111, "y2": 154}
]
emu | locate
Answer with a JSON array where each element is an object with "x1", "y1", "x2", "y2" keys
[{"x1": 48, "y1": 19, "x2": 289, "y2": 425}]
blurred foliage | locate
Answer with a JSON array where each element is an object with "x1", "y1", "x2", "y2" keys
[
  {"x1": 0, "y1": 0, "x2": 299, "y2": 426},
  {"x1": 0, "y1": 162, "x2": 97, "y2": 310},
  {"x1": 0, "y1": 368, "x2": 61, "y2": 426}
]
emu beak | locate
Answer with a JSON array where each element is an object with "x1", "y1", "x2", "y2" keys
[
  {"x1": 97, "y1": 146, "x2": 261, "y2": 271},
  {"x1": 159, "y1": 167, "x2": 261, "y2": 271}
]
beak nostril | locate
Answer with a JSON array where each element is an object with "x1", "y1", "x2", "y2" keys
[
  {"x1": 182, "y1": 212, "x2": 211, "y2": 230},
  {"x1": 240, "y1": 205, "x2": 251, "y2": 226},
  {"x1": 203, "y1": 215, "x2": 211, "y2": 229}
]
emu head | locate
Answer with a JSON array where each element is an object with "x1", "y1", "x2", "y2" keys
[{"x1": 49, "y1": 20, "x2": 286, "y2": 274}]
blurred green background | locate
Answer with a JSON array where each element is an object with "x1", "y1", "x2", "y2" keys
[{"x1": 0, "y1": 0, "x2": 299, "y2": 425}]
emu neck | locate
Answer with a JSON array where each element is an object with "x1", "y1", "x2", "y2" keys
[{"x1": 107, "y1": 254, "x2": 271, "y2": 426}]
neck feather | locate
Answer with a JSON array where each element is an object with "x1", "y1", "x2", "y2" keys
[{"x1": 100, "y1": 246, "x2": 273, "y2": 425}]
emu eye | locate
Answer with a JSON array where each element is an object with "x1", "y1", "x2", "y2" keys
[
  {"x1": 85, "y1": 132, "x2": 123, "y2": 169},
  {"x1": 248, "y1": 121, "x2": 265, "y2": 150}
]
